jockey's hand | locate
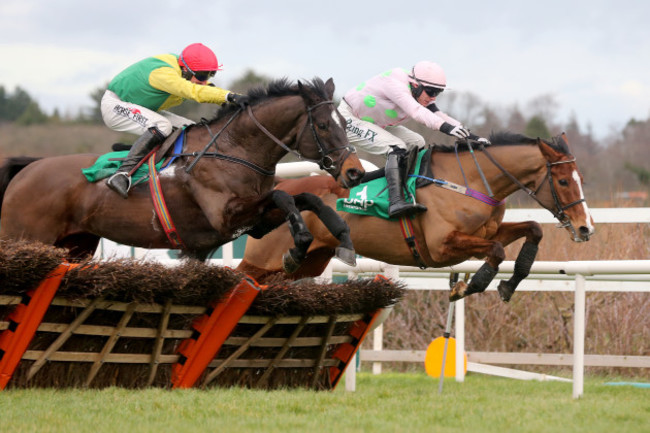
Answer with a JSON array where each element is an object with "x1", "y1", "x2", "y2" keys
[
  {"x1": 227, "y1": 93, "x2": 250, "y2": 109},
  {"x1": 440, "y1": 122, "x2": 470, "y2": 139},
  {"x1": 468, "y1": 133, "x2": 491, "y2": 146}
]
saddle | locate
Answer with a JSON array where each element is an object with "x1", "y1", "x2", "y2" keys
[
  {"x1": 82, "y1": 128, "x2": 186, "y2": 183},
  {"x1": 111, "y1": 127, "x2": 184, "y2": 165},
  {"x1": 335, "y1": 147, "x2": 432, "y2": 220},
  {"x1": 358, "y1": 146, "x2": 434, "y2": 189}
]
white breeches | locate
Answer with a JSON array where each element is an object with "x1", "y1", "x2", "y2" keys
[
  {"x1": 101, "y1": 90, "x2": 193, "y2": 137},
  {"x1": 338, "y1": 100, "x2": 425, "y2": 156}
]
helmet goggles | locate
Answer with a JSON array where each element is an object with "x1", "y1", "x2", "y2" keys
[
  {"x1": 180, "y1": 53, "x2": 217, "y2": 82},
  {"x1": 422, "y1": 86, "x2": 444, "y2": 97}
]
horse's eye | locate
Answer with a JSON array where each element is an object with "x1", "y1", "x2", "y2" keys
[
  {"x1": 559, "y1": 179, "x2": 569, "y2": 186},
  {"x1": 318, "y1": 123, "x2": 327, "y2": 130}
]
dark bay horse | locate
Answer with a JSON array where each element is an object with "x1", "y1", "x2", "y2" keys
[
  {"x1": 237, "y1": 132, "x2": 595, "y2": 301},
  {"x1": 0, "y1": 78, "x2": 365, "y2": 262}
]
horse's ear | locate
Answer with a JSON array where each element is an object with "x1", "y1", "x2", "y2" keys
[
  {"x1": 324, "y1": 78, "x2": 335, "y2": 99},
  {"x1": 297, "y1": 80, "x2": 319, "y2": 105},
  {"x1": 558, "y1": 132, "x2": 570, "y2": 149},
  {"x1": 537, "y1": 137, "x2": 562, "y2": 162}
]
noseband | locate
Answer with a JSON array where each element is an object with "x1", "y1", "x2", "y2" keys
[{"x1": 532, "y1": 158, "x2": 586, "y2": 227}]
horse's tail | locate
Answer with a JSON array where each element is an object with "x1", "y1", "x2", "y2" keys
[{"x1": 0, "y1": 156, "x2": 41, "y2": 212}]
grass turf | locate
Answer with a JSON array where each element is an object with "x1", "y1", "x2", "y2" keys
[{"x1": 1, "y1": 372, "x2": 648, "y2": 433}]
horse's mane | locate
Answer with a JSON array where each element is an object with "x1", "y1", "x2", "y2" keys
[
  {"x1": 435, "y1": 131, "x2": 570, "y2": 155},
  {"x1": 195, "y1": 77, "x2": 330, "y2": 126}
]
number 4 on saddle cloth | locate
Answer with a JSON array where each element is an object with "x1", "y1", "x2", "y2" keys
[
  {"x1": 335, "y1": 147, "x2": 504, "y2": 220},
  {"x1": 81, "y1": 129, "x2": 186, "y2": 184}
]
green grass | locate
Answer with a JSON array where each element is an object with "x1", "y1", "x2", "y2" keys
[{"x1": 1, "y1": 373, "x2": 648, "y2": 433}]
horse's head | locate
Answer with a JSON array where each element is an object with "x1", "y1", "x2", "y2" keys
[
  {"x1": 295, "y1": 78, "x2": 364, "y2": 188},
  {"x1": 534, "y1": 133, "x2": 595, "y2": 242}
]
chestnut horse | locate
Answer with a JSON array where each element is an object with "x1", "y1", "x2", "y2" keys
[
  {"x1": 0, "y1": 78, "x2": 365, "y2": 262},
  {"x1": 237, "y1": 132, "x2": 595, "y2": 301}
]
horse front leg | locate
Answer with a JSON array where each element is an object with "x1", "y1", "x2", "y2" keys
[
  {"x1": 259, "y1": 190, "x2": 314, "y2": 274},
  {"x1": 490, "y1": 221, "x2": 543, "y2": 302},
  {"x1": 442, "y1": 231, "x2": 506, "y2": 301},
  {"x1": 292, "y1": 192, "x2": 356, "y2": 267}
]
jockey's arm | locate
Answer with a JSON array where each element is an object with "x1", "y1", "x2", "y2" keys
[
  {"x1": 386, "y1": 77, "x2": 460, "y2": 132},
  {"x1": 149, "y1": 66, "x2": 230, "y2": 105}
]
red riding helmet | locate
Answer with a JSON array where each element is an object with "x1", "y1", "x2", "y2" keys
[{"x1": 178, "y1": 43, "x2": 222, "y2": 73}]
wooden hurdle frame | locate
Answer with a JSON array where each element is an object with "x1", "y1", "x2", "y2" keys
[{"x1": 0, "y1": 261, "x2": 388, "y2": 390}]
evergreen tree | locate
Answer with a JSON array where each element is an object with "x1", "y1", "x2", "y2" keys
[
  {"x1": 15, "y1": 101, "x2": 48, "y2": 125},
  {"x1": 525, "y1": 115, "x2": 551, "y2": 139},
  {"x1": 0, "y1": 85, "x2": 46, "y2": 124}
]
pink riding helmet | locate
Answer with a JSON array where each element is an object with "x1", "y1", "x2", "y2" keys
[{"x1": 409, "y1": 61, "x2": 447, "y2": 89}]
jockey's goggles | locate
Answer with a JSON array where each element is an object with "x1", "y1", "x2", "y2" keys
[
  {"x1": 423, "y1": 86, "x2": 444, "y2": 97},
  {"x1": 193, "y1": 70, "x2": 217, "y2": 81}
]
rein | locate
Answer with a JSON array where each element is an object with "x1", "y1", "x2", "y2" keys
[
  {"x1": 183, "y1": 109, "x2": 275, "y2": 176},
  {"x1": 247, "y1": 101, "x2": 355, "y2": 176},
  {"x1": 185, "y1": 110, "x2": 241, "y2": 173},
  {"x1": 479, "y1": 143, "x2": 585, "y2": 228},
  {"x1": 184, "y1": 100, "x2": 353, "y2": 177}
]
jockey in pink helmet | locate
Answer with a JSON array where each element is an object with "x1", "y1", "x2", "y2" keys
[
  {"x1": 339, "y1": 60, "x2": 489, "y2": 218},
  {"x1": 101, "y1": 43, "x2": 250, "y2": 199}
]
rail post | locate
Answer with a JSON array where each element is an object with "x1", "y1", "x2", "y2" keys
[{"x1": 573, "y1": 273, "x2": 586, "y2": 398}]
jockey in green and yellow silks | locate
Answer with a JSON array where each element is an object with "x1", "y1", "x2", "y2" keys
[{"x1": 101, "y1": 43, "x2": 250, "y2": 199}]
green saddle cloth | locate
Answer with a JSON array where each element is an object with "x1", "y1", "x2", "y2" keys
[
  {"x1": 336, "y1": 149, "x2": 426, "y2": 220},
  {"x1": 81, "y1": 151, "x2": 163, "y2": 183}
]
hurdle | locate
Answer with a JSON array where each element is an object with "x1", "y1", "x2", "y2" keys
[{"x1": 0, "y1": 240, "x2": 403, "y2": 390}]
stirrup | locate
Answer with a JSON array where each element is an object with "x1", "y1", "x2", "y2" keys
[
  {"x1": 389, "y1": 202, "x2": 427, "y2": 218},
  {"x1": 106, "y1": 172, "x2": 132, "y2": 199}
]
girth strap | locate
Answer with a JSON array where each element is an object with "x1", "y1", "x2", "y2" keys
[{"x1": 398, "y1": 216, "x2": 428, "y2": 269}]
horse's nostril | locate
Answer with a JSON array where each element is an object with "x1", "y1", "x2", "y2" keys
[
  {"x1": 579, "y1": 226, "x2": 592, "y2": 239},
  {"x1": 347, "y1": 168, "x2": 364, "y2": 183}
]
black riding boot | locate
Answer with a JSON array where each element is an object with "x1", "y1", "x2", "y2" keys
[
  {"x1": 386, "y1": 150, "x2": 427, "y2": 218},
  {"x1": 106, "y1": 127, "x2": 165, "y2": 199}
]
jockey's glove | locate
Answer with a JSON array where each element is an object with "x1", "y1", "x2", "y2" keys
[
  {"x1": 227, "y1": 93, "x2": 250, "y2": 109},
  {"x1": 468, "y1": 132, "x2": 491, "y2": 146},
  {"x1": 440, "y1": 122, "x2": 471, "y2": 139}
]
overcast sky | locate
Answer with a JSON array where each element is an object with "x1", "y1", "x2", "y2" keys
[{"x1": 1, "y1": 0, "x2": 648, "y2": 139}]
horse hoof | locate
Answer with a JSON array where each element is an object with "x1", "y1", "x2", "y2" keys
[
  {"x1": 497, "y1": 281, "x2": 514, "y2": 302},
  {"x1": 335, "y1": 247, "x2": 357, "y2": 267},
  {"x1": 449, "y1": 281, "x2": 467, "y2": 301},
  {"x1": 282, "y1": 251, "x2": 301, "y2": 274}
]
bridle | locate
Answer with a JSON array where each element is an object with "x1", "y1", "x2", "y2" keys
[
  {"x1": 479, "y1": 142, "x2": 585, "y2": 232},
  {"x1": 185, "y1": 100, "x2": 354, "y2": 178},
  {"x1": 248, "y1": 100, "x2": 356, "y2": 179}
]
